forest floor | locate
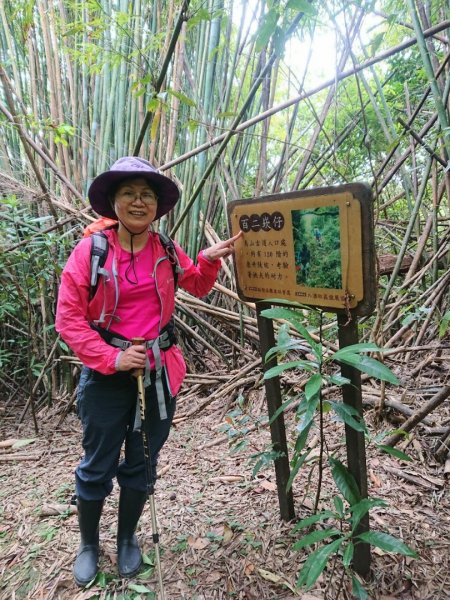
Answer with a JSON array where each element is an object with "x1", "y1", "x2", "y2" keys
[{"x1": 1, "y1": 361, "x2": 450, "y2": 600}]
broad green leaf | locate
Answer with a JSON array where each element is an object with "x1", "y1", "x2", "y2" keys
[
  {"x1": 329, "y1": 458, "x2": 361, "y2": 505},
  {"x1": 335, "y1": 354, "x2": 399, "y2": 384},
  {"x1": 277, "y1": 323, "x2": 291, "y2": 346},
  {"x1": 352, "y1": 574, "x2": 368, "y2": 600},
  {"x1": 305, "y1": 374, "x2": 322, "y2": 402},
  {"x1": 333, "y1": 495, "x2": 344, "y2": 517},
  {"x1": 328, "y1": 374, "x2": 351, "y2": 386},
  {"x1": 142, "y1": 552, "x2": 155, "y2": 565},
  {"x1": 356, "y1": 531, "x2": 418, "y2": 557},
  {"x1": 297, "y1": 538, "x2": 343, "y2": 589},
  {"x1": 342, "y1": 541, "x2": 354, "y2": 567},
  {"x1": 296, "y1": 393, "x2": 320, "y2": 434},
  {"x1": 265, "y1": 338, "x2": 313, "y2": 362},
  {"x1": 264, "y1": 360, "x2": 315, "y2": 379},
  {"x1": 377, "y1": 444, "x2": 412, "y2": 461},
  {"x1": 268, "y1": 395, "x2": 297, "y2": 425},
  {"x1": 293, "y1": 527, "x2": 341, "y2": 551},
  {"x1": 349, "y1": 498, "x2": 386, "y2": 532},
  {"x1": 372, "y1": 428, "x2": 406, "y2": 443},
  {"x1": 287, "y1": 449, "x2": 311, "y2": 491},
  {"x1": 332, "y1": 343, "x2": 385, "y2": 357},
  {"x1": 329, "y1": 401, "x2": 367, "y2": 433},
  {"x1": 294, "y1": 420, "x2": 312, "y2": 454},
  {"x1": 128, "y1": 583, "x2": 155, "y2": 594},
  {"x1": 292, "y1": 510, "x2": 335, "y2": 532},
  {"x1": 260, "y1": 307, "x2": 321, "y2": 357},
  {"x1": 439, "y1": 310, "x2": 450, "y2": 338}
]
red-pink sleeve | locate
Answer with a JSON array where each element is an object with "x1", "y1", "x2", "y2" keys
[
  {"x1": 55, "y1": 239, "x2": 120, "y2": 374},
  {"x1": 175, "y1": 242, "x2": 221, "y2": 297}
]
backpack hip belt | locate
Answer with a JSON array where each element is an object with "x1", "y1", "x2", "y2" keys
[{"x1": 90, "y1": 320, "x2": 176, "y2": 423}]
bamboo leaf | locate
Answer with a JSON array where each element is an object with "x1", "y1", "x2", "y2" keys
[
  {"x1": 286, "y1": 0, "x2": 315, "y2": 12},
  {"x1": 255, "y1": 8, "x2": 279, "y2": 53},
  {"x1": 11, "y1": 438, "x2": 36, "y2": 449},
  {"x1": 167, "y1": 88, "x2": 197, "y2": 108}
]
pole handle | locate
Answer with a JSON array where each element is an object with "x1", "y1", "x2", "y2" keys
[{"x1": 131, "y1": 337, "x2": 146, "y2": 378}]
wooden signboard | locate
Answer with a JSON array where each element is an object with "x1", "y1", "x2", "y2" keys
[
  {"x1": 228, "y1": 183, "x2": 375, "y2": 316},
  {"x1": 228, "y1": 183, "x2": 375, "y2": 575}
]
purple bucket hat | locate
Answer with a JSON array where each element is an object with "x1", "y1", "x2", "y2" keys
[{"x1": 88, "y1": 156, "x2": 180, "y2": 220}]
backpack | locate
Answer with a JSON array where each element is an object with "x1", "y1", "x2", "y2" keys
[{"x1": 88, "y1": 228, "x2": 181, "y2": 300}]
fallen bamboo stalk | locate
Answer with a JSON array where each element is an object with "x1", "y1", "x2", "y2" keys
[
  {"x1": 384, "y1": 386, "x2": 450, "y2": 447},
  {"x1": 173, "y1": 315, "x2": 226, "y2": 362},
  {"x1": 174, "y1": 374, "x2": 260, "y2": 422},
  {"x1": 174, "y1": 360, "x2": 261, "y2": 422},
  {"x1": 178, "y1": 302, "x2": 255, "y2": 360},
  {"x1": 382, "y1": 465, "x2": 443, "y2": 489},
  {"x1": 361, "y1": 395, "x2": 435, "y2": 426},
  {"x1": 39, "y1": 503, "x2": 77, "y2": 517},
  {"x1": 0, "y1": 454, "x2": 41, "y2": 461},
  {"x1": 434, "y1": 428, "x2": 450, "y2": 463}
]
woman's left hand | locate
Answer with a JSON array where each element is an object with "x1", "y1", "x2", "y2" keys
[{"x1": 203, "y1": 231, "x2": 243, "y2": 262}]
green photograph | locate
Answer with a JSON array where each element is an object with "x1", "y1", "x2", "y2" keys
[{"x1": 292, "y1": 206, "x2": 342, "y2": 289}]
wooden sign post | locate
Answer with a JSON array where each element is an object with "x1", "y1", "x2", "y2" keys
[{"x1": 228, "y1": 183, "x2": 375, "y2": 576}]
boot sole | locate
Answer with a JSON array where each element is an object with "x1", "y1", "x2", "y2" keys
[
  {"x1": 74, "y1": 573, "x2": 97, "y2": 588},
  {"x1": 119, "y1": 557, "x2": 143, "y2": 579}
]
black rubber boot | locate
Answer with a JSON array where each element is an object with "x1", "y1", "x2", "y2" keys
[
  {"x1": 73, "y1": 498, "x2": 104, "y2": 587},
  {"x1": 117, "y1": 487, "x2": 147, "y2": 578}
]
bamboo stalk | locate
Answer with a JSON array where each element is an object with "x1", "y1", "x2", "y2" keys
[{"x1": 161, "y1": 20, "x2": 450, "y2": 174}]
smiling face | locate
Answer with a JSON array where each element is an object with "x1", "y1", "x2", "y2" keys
[{"x1": 113, "y1": 177, "x2": 158, "y2": 233}]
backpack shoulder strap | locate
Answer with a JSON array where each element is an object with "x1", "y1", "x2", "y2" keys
[
  {"x1": 158, "y1": 232, "x2": 183, "y2": 288},
  {"x1": 89, "y1": 231, "x2": 109, "y2": 300}
]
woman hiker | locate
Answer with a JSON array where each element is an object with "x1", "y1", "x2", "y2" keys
[{"x1": 55, "y1": 156, "x2": 241, "y2": 586}]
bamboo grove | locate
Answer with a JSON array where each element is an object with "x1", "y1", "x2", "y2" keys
[{"x1": 0, "y1": 0, "x2": 449, "y2": 425}]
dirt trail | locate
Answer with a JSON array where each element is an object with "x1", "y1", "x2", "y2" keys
[{"x1": 1, "y1": 387, "x2": 449, "y2": 599}]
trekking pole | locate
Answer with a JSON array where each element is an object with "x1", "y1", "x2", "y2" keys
[{"x1": 132, "y1": 338, "x2": 165, "y2": 600}]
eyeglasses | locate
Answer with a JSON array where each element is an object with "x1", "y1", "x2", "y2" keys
[{"x1": 116, "y1": 189, "x2": 158, "y2": 206}]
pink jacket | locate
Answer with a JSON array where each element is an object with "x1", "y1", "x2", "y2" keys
[{"x1": 55, "y1": 229, "x2": 221, "y2": 396}]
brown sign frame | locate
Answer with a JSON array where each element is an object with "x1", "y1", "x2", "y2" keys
[{"x1": 228, "y1": 183, "x2": 375, "y2": 316}]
